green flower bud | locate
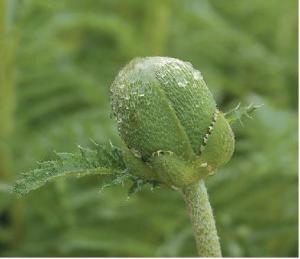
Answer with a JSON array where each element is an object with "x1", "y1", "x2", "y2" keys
[{"x1": 111, "y1": 57, "x2": 234, "y2": 187}]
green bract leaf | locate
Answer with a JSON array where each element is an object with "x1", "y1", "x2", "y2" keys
[
  {"x1": 225, "y1": 103, "x2": 263, "y2": 126},
  {"x1": 128, "y1": 178, "x2": 160, "y2": 196},
  {"x1": 13, "y1": 141, "x2": 127, "y2": 196}
]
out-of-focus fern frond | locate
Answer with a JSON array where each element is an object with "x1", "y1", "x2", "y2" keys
[{"x1": 13, "y1": 142, "x2": 126, "y2": 196}]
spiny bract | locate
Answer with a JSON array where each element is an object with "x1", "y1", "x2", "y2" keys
[{"x1": 111, "y1": 57, "x2": 234, "y2": 187}]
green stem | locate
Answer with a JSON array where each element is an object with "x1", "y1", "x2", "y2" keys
[{"x1": 181, "y1": 180, "x2": 222, "y2": 257}]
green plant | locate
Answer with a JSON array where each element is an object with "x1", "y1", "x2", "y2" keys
[{"x1": 13, "y1": 57, "x2": 260, "y2": 257}]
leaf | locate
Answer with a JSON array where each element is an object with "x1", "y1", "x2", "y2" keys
[
  {"x1": 12, "y1": 140, "x2": 159, "y2": 197},
  {"x1": 225, "y1": 103, "x2": 264, "y2": 126},
  {"x1": 12, "y1": 141, "x2": 127, "y2": 196},
  {"x1": 128, "y1": 178, "x2": 160, "y2": 196},
  {"x1": 100, "y1": 169, "x2": 133, "y2": 192}
]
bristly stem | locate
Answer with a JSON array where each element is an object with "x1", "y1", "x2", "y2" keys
[{"x1": 182, "y1": 180, "x2": 222, "y2": 257}]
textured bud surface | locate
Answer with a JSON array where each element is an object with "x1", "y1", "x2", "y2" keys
[
  {"x1": 111, "y1": 56, "x2": 234, "y2": 186},
  {"x1": 199, "y1": 112, "x2": 235, "y2": 170}
]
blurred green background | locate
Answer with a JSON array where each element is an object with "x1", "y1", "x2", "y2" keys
[{"x1": 0, "y1": 0, "x2": 298, "y2": 256}]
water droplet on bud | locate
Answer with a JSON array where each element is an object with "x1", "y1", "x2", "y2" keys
[{"x1": 193, "y1": 70, "x2": 203, "y2": 81}]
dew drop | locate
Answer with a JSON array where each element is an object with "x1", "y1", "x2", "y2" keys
[
  {"x1": 193, "y1": 70, "x2": 203, "y2": 80},
  {"x1": 177, "y1": 78, "x2": 187, "y2": 88}
]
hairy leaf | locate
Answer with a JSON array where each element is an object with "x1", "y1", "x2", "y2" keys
[
  {"x1": 225, "y1": 103, "x2": 263, "y2": 125},
  {"x1": 13, "y1": 142, "x2": 127, "y2": 196}
]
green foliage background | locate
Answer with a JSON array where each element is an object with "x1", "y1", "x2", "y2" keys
[{"x1": 0, "y1": 0, "x2": 298, "y2": 256}]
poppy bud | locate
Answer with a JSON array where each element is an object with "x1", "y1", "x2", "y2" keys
[{"x1": 111, "y1": 57, "x2": 234, "y2": 187}]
